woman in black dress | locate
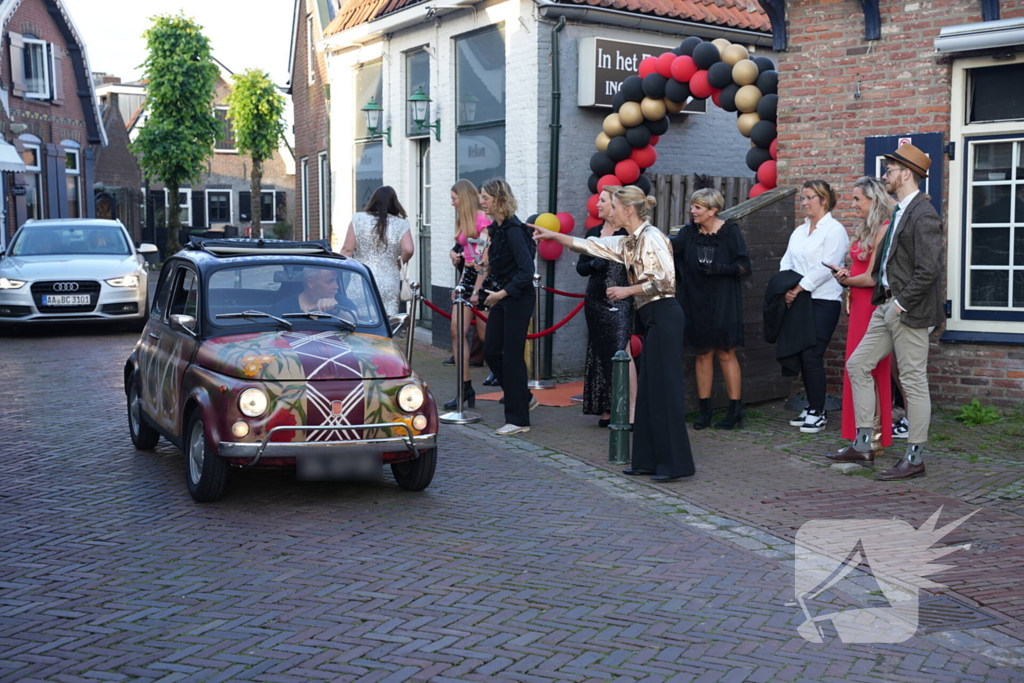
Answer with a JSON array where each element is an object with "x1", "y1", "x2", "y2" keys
[
  {"x1": 671, "y1": 189, "x2": 751, "y2": 430},
  {"x1": 578, "y1": 188, "x2": 634, "y2": 427}
]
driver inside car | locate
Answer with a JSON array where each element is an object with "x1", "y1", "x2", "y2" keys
[{"x1": 275, "y1": 267, "x2": 358, "y2": 321}]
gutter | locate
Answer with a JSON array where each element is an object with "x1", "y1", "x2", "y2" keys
[
  {"x1": 535, "y1": 1, "x2": 773, "y2": 48},
  {"x1": 320, "y1": 0, "x2": 481, "y2": 51}
]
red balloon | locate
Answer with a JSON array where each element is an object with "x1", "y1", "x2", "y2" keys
[
  {"x1": 669, "y1": 55, "x2": 697, "y2": 83},
  {"x1": 689, "y1": 70, "x2": 713, "y2": 99},
  {"x1": 630, "y1": 145, "x2": 657, "y2": 169},
  {"x1": 757, "y1": 160, "x2": 778, "y2": 189},
  {"x1": 597, "y1": 174, "x2": 620, "y2": 192},
  {"x1": 585, "y1": 215, "x2": 603, "y2": 229},
  {"x1": 556, "y1": 211, "x2": 575, "y2": 234},
  {"x1": 586, "y1": 194, "x2": 600, "y2": 218},
  {"x1": 538, "y1": 239, "x2": 563, "y2": 261},
  {"x1": 615, "y1": 159, "x2": 641, "y2": 184},
  {"x1": 656, "y1": 52, "x2": 676, "y2": 79},
  {"x1": 770, "y1": 138, "x2": 778, "y2": 160},
  {"x1": 649, "y1": 135, "x2": 660, "y2": 146},
  {"x1": 711, "y1": 88, "x2": 723, "y2": 108},
  {"x1": 638, "y1": 56, "x2": 658, "y2": 78},
  {"x1": 629, "y1": 334, "x2": 643, "y2": 358},
  {"x1": 749, "y1": 182, "x2": 770, "y2": 199}
]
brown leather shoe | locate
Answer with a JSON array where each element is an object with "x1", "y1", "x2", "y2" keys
[
  {"x1": 826, "y1": 445, "x2": 877, "y2": 465},
  {"x1": 876, "y1": 456, "x2": 926, "y2": 481}
]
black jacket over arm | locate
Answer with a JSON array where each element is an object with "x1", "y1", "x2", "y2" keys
[
  {"x1": 576, "y1": 224, "x2": 611, "y2": 277},
  {"x1": 763, "y1": 269, "x2": 815, "y2": 376},
  {"x1": 488, "y1": 215, "x2": 536, "y2": 299}
]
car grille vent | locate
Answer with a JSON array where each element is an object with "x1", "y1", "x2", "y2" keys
[{"x1": 31, "y1": 280, "x2": 101, "y2": 313}]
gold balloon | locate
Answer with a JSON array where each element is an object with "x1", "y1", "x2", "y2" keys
[
  {"x1": 664, "y1": 98, "x2": 685, "y2": 114},
  {"x1": 722, "y1": 44, "x2": 749, "y2": 66},
  {"x1": 734, "y1": 84, "x2": 763, "y2": 113},
  {"x1": 535, "y1": 213, "x2": 561, "y2": 231},
  {"x1": 737, "y1": 112, "x2": 761, "y2": 137},
  {"x1": 603, "y1": 113, "x2": 626, "y2": 138},
  {"x1": 640, "y1": 97, "x2": 667, "y2": 121},
  {"x1": 732, "y1": 59, "x2": 759, "y2": 86},
  {"x1": 712, "y1": 38, "x2": 731, "y2": 57},
  {"x1": 618, "y1": 101, "x2": 644, "y2": 128},
  {"x1": 596, "y1": 132, "x2": 610, "y2": 152}
]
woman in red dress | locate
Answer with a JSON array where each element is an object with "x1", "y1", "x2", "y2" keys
[{"x1": 833, "y1": 176, "x2": 895, "y2": 449}]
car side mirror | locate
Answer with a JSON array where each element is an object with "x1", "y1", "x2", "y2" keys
[
  {"x1": 169, "y1": 313, "x2": 197, "y2": 336},
  {"x1": 138, "y1": 243, "x2": 159, "y2": 254},
  {"x1": 389, "y1": 313, "x2": 408, "y2": 336}
]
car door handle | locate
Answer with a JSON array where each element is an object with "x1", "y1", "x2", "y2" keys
[{"x1": 148, "y1": 332, "x2": 160, "y2": 340}]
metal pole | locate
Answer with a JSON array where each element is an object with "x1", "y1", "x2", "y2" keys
[
  {"x1": 405, "y1": 281, "x2": 420, "y2": 362},
  {"x1": 528, "y1": 273, "x2": 555, "y2": 390},
  {"x1": 608, "y1": 350, "x2": 630, "y2": 464},
  {"x1": 543, "y1": 16, "x2": 566, "y2": 381},
  {"x1": 439, "y1": 285, "x2": 481, "y2": 424}
]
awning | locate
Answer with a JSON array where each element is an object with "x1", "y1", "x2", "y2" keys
[
  {"x1": 935, "y1": 17, "x2": 1024, "y2": 54},
  {"x1": 0, "y1": 139, "x2": 25, "y2": 173}
]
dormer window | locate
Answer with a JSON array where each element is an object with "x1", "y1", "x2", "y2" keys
[{"x1": 10, "y1": 33, "x2": 63, "y2": 103}]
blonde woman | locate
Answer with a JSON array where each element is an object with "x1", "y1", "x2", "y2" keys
[{"x1": 535, "y1": 185, "x2": 695, "y2": 482}]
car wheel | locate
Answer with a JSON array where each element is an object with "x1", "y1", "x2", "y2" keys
[
  {"x1": 390, "y1": 447, "x2": 437, "y2": 491},
  {"x1": 184, "y1": 410, "x2": 227, "y2": 502},
  {"x1": 127, "y1": 375, "x2": 159, "y2": 450}
]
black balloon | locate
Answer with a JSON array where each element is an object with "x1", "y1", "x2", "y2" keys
[
  {"x1": 664, "y1": 78, "x2": 691, "y2": 104},
  {"x1": 677, "y1": 36, "x2": 703, "y2": 57},
  {"x1": 746, "y1": 146, "x2": 772, "y2": 173},
  {"x1": 671, "y1": 46, "x2": 684, "y2": 56},
  {"x1": 526, "y1": 214, "x2": 540, "y2": 225},
  {"x1": 590, "y1": 151, "x2": 616, "y2": 176},
  {"x1": 635, "y1": 174, "x2": 652, "y2": 195},
  {"x1": 626, "y1": 124, "x2": 652, "y2": 148},
  {"x1": 718, "y1": 83, "x2": 740, "y2": 112},
  {"x1": 708, "y1": 62, "x2": 734, "y2": 90},
  {"x1": 750, "y1": 120, "x2": 777, "y2": 149},
  {"x1": 641, "y1": 73, "x2": 667, "y2": 100},
  {"x1": 692, "y1": 42, "x2": 720, "y2": 69},
  {"x1": 612, "y1": 89, "x2": 627, "y2": 113},
  {"x1": 756, "y1": 70, "x2": 778, "y2": 96},
  {"x1": 757, "y1": 93, "x2": 777, "y2": 122},
  {"x1": 646, "y1": 116, "x2": 670, "y2": 136},
  {"x1": 621, "y1": 75, "x2": 645, "y2": 102},
  {"x1": 753, "y1": 56, "x2": 776, "y2": 74},
  {"x1": 607, "y1": 136, "x2": 633, "y2": 162},
  {"x1": 588, "y1": 173, "x2": 600, "y2": 195}
]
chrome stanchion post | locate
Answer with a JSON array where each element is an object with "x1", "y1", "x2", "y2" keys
[
  {"x1": 528, "y1": 273, "x2": 555, "y2": 390},
  {"x1": 608, "y1": 350, "x2": 631, "y2": 464},
  {"x1": 439, "y1": 285, "x2": 481, "y2": 424},
  {"x1": 405, "y1": 281, "x2": 420, "y2": 361}
]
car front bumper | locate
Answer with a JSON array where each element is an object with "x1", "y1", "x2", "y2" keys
[{"x1": 0, "y1": 278, "x2": 147, "y2": 323}]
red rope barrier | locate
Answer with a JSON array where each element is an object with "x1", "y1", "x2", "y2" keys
[
  {"x1": 527, "y1": 300, "x2": 585, "y2": 339},
  {"x1": 542, "y1": 286, "x2": 586, "y2": 298},
  {"x1": 420, "y1": 298, "x2": 453, "y2": 320}
]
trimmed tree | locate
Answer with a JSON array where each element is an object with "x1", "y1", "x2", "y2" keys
[
  {"x1": 225, "y1": 69, "x2": 286, "y2": 239},
  {"x1": 132, "y1": 14, "x2": 220, "y2": 256}
]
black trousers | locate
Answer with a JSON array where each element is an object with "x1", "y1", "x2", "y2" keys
[
  {"x1": 484, "y1": 293, "x2": 533, "y2": 426},
  {"x1": 800, "y1": 299, "x2": 841, "y2": 411},
  {"x1": 632, "y1": 298, "x2": 695, "y2": 478}
]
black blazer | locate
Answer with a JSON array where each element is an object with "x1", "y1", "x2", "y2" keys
[{"x1": 764, "y1": 269, "x2": 815, "y2": 376}]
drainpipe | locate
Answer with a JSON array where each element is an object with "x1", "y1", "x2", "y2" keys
[{"x1": 543, "y1": 15, "x2": 566, "y2": 379}]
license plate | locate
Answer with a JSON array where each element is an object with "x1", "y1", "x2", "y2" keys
[
  {"x1": 296, "y1": 451, "x2": 382, "y2": 481},
  {"x1": 43, "y1": 294, "x2": 90, "y2": 306}
]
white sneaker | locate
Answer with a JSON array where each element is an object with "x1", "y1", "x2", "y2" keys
[
  {"x1": 892, "y1": 417, "x2": 909, "y2": 439},
  {"x1": 789, "y1": 409, "x2": 808, "y2": 427},
  {"x1": 800, "y1": 410, "x2": 827, "y2": 433},
  {"x1": 529, "y1": 396, "x2": 539, "y2": 410},
  {"x1": 495, "y1": 423, "x2": 530, "y2": 436}
]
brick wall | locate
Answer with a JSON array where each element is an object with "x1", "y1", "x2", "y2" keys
[
  {"x1": 291, "y1": 0, "x2": 330, "y2": 241},
  {"x1": 95, "y1": 94, "x2": 142, "y2": 192}
]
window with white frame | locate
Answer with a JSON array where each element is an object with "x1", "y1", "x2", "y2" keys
[
  {"x1": 307, "y1": 15, "x2": 316, "y2": 86},
  {"x1": 23, "y1": 38, "x2": 49, "y2": 99},
  {"x1": 20, "y1": 138, "x2": 43, "y2": 220},
  {"x1": 64, "y1": 145, "x2": 81, "y2": 218},
  {"x1": 207, "y1": 190, "x2": 231, "y2": 223},
  {"x1": 261, "y1": 191, "x2": 276, "y2": 223},
  {"x1": 318, "y1": 152, "x2": 329, "y2": 238},
  {"x1": 166, "y1": 189, "x2": 191, "y2": 226},
  {"x1": 214, "y1": 108, "x2": 236, "y2": 152},
  {"x1": 301, "y1": 158, "x2": 310, "y2": 240}
]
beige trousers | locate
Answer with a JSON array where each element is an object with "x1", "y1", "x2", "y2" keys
[{"x1": 847, "y1": 300, "x2": 931, "y2": 444}]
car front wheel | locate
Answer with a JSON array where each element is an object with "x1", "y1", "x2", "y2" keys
[
  {"x1": 390, "y1": 447, "x2": 437, "y2": 491},
  {"x1": 127, "y1": 375, "x2": 159, "y2": 450},
  {"x1": 185, "y1": 410, "x2": 227, "y2": 502}
]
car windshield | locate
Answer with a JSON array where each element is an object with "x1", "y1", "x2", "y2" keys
[
  {"x1": 207, "y1": 263, "x2": 383, "y2": 329},
  {"x1": 10, "y1": 225, "x2": 130, "y2": 256}
]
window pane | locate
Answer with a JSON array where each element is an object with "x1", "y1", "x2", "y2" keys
[
  {"x1": 354, "y1": 142, "x2": 383, "y2": 210},
  {"x1": 970, "y1": 270, "x2": 1009, "y2": 307},
  {"x1": 215, "y1": 110, "x2": 235, "y2": 150},
  {"x1": 457, "y1": 126, "x2": 504, "y2": 189},
  {"x1": 406, "y1": 50, "x2": 431, "y2": 136},
  {"x1": 969, "y1": 63, "x2": 1024, "y2": 124},
  {"x1": 971, "y1": 228, "x2": 1010, "y2": 265},
  {"x1": 208, "y1": 192, "x2": 230, "y2": 222},
  {"x1": 973, "y1": 185, "x2": 1011, "y2": 224},
  {"x1": 261, "y1": 192, "x2": 275, "y2": 222},
  {"x1": 25, "y1": 174, "x2": 41, "y2": 220},
  {"x1": 24, "y1": 43, "x2": 47, "y2": 96},
  {"x1": 1016, "y1": 229, "x2": 1024, "y2": 266},
  {"x1": 456, "y1": 28, "x2": 505, "y2": 126},
  {"x1": 22, "y1": 147, "x2": 38, "y2": 169},
  {"x1": 66, "y1": 175, "x2": 80, "y2": 218},
  {"x1": 972, "y1": 141, "x2": 1013, "y2": 182},
  {"x1": 1015, "y1": 271, "x2": 1024, "y2": 308},
  {"x1": 354, "y1": 61, "x2": 383, "y2": 139},
  {"x1": 65, "y1": 152, "x2": 79, "y2": 172}
]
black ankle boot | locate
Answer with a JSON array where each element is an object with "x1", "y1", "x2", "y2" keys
[
  {"x1": 714, "y1": 399, "x2": 746, "y2": 430},
  {"x1": 444, "y1": 381, "x2": 475, "y2": 410},
  {"x1": 693, "y1": 398, "x2": 713, "y2": 430}
]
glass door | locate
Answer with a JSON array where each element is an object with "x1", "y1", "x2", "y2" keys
[{"x1": 416, "y1": 139, "x2": 432, "y2": 329}]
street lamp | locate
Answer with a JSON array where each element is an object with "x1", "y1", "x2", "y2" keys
[
  {"x1": 408, "y1": 87, "x2": 441, "y2": 141},
  {"x1": 361, "y1": 97, "x2": 392, "y2": 146}
]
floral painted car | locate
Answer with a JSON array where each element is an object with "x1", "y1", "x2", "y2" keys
[{"x1": 124, "y1": 238, "x2": 438, "y2": 502}]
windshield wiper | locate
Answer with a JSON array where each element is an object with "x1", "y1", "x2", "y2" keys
[
  {"x1": 282, "y1": 311, "x2": 357, "y2": 331},
  {"x1": 215, "y1": 309, "x2": 293, "y2": 329}
]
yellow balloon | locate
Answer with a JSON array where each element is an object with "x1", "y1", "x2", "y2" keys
[
  {"x1": 640, "y1": 97, "x2": 667, "y2": 121},
  {"x1": 732, "y1": 59, "x2": 759, "y2": 86},
  {"x1": 712, "y1": 38, "x2": 731, "y2": 57},
  {"x1": 737, "y1": 112, "x2": 761, "y2": 137},
  {"x1": 535, "y1": 213, "x2": 561, "y2": 231},
  {"x1": 664, "y1": 98, "x2": 685, "y2": 114},
  {"x1": 735, "y1": 84, "x2": 763, "y2": 113},
  {"x1": 618, "y1": 101, "x2": 644, "y2": 128},
  {"x1": 722, "y1": 44, "x2": 749, "y2": 66},
  {"x1": 596, "y1": 132, "x2": 610, "y2": 152},
  {"x1": 603, "y1": 113, "x2": 626, "y2": 138}
]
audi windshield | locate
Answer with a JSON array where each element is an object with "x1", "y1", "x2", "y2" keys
[{"x1": 9, "y1": 224, "x2": 131, "y2": 256}]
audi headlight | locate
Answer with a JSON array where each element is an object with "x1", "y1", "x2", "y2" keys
[
  {"x1": 238, "y1": 388, "x2": 269, "y2": 417},
  {"x1": 0, "y1": 277, "x2": 26, "y2": 290},
  {"x1": 106, "y1": 274, "x2": 140, "y2": 288},
  {"x1": 397, "y1": 383, "x2": 424, "y2": 412}
]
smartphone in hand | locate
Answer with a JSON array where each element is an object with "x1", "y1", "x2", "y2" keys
[{"x1": 821, "y1": 261, "x2": 839, "y2": 274}]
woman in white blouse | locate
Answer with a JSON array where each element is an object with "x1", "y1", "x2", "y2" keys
[{"x1": 779, "y1": 180, "x2": 849, "y2": 434}]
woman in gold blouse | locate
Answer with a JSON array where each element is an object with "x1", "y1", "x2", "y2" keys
[{"x1": 534, "y1": 185, "x2": 695, "y2": 481}]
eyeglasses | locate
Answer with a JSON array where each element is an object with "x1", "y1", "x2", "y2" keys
[
  {"x1": 798, "y1": 195, "x2": 819, "y2": 203},
  {"x1": 883, "y1": 168, "x2": 904, "y2": 178}
]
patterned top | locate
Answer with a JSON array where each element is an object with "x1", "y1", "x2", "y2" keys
[{"x1": 350, "y1": 212, "x2": 411, "y2": 317}]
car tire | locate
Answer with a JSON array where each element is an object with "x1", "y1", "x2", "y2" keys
[
  {"x1": 127, "y1": 375, "x2": 159, "y2": 450},
  {"x1": 184, "y1": 409, "x2": 227, "y2": 502},
  {"x1": 390, "y1": 447, "x2": 437, "y2": 491}
]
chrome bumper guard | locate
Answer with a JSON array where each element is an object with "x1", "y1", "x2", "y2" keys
[{"x1": 218, "y1": 422, "x2": 436, "y2": 467}]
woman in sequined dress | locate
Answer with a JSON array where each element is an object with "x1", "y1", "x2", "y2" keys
[{"x1": 341, "y1": 186, "x2": 414, "y2": 317}]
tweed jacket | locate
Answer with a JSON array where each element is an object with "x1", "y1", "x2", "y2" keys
[{"x1": 870, "y1": 193, "x2": 944, "y2": 328}]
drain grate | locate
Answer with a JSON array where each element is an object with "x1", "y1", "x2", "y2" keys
[{"x1": 917, "y1": 595, "x2": 1004, "y2": 633}]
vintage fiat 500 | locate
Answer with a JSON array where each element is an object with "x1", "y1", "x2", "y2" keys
[{"x1": 124, "y1": 239, "x2": 438, "y2": 502}]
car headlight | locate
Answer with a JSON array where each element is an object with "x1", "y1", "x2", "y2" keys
[
  {"x1": 397, "y1": 383, "x2": 425, "y2": 413},
  {"x1": 238, "y1": 388, "x2": 269, "y2": 417},
  {"x1": 106, "y1": 274, "x2": 140, "y2": 288},
  {"x1": 0, "y1": 277, "x2": 26, "y2": 290}
]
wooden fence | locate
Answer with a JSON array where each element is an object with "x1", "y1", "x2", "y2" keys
[{"x1": 648, "y1": 174, "x2": 754, "y2": 231}]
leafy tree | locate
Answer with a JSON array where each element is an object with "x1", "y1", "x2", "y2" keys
[
  {"x1": 225, "y1": 69, "x2": 286, "y2": 238},
  {"x1": 132, "y1": 14, "x2": 220, "y2": 256}
]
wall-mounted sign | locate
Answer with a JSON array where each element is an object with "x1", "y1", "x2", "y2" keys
[{"x1": 577, "y1": 37, "x2": 705, "y2": 114}]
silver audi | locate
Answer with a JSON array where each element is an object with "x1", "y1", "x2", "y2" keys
[{"x1": 0, "y1": 219, "x2": 157, "y2": 329}]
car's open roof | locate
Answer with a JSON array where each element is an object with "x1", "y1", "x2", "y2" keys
[{"x1": 185, "y1": 237, "x2": 344, "y2": 259}]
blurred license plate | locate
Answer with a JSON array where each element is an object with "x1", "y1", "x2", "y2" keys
[
  {"x1": 43, "y1": 294, "x2": 90, "y2": 306},
  {"x1": 296, "y1": 451, "x2": 382, "y2": 481}
]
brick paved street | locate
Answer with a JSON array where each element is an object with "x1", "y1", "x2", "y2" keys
[{"x1": 1, "y1": 327, "x2": 1023, "y2": 681}]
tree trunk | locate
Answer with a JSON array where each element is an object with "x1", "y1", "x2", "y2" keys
[
  {"x1": 166, "y1": 181, "x2": 182, "y2": 256},
  {"x1": 251, "y1": 159, "x2": 263, "y2": 238}
]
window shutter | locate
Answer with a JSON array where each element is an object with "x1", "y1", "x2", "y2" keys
[
  {"x1": 10, "y1": 33, "x2": 26, "y2": 97},
  {"x1": 275, "y1": 191, "x2": 286, "y2": 223},
  {"x1": 48, "y1": 44, "x2": 63, "y2": 104},
  {"x1": 238, "y1": 191, "x2": 251, "y2": 222},
  {"x1": 192, "y1": 190, "x2": 205, "y2": 227}
]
